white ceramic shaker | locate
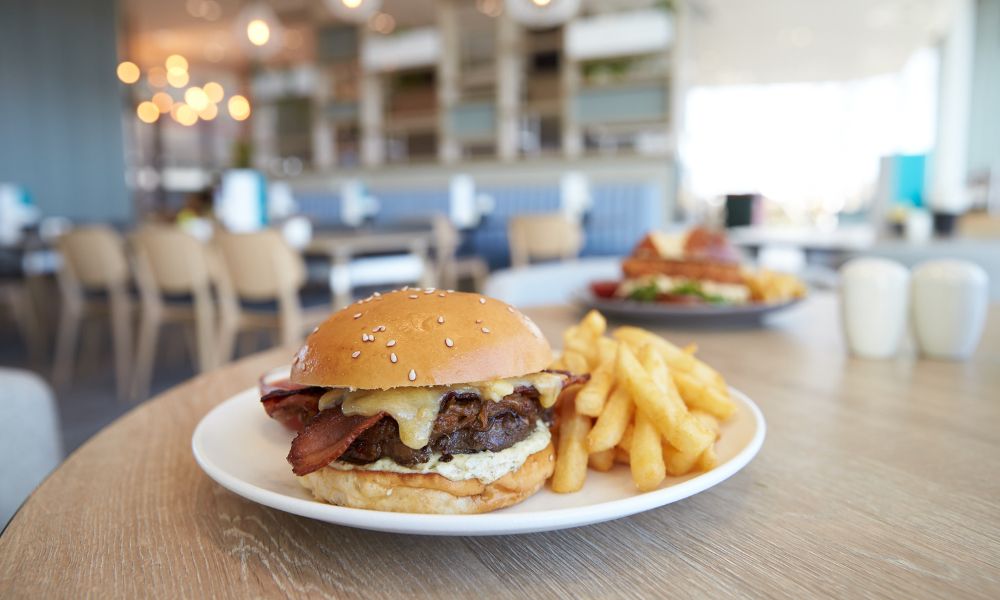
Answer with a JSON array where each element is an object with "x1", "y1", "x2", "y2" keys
[
  {"x1": 840, "y1": 258, "x2": 911, "y2": 359},
  {"x1": 911, "y1": 259, "x2": 989, "y2": 360}
]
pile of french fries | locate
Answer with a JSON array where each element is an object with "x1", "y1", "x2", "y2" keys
[
  {"x1": 743, "y1": 268, "x2": 808, "y2": 304},
  {"x1": 550, "y1": 310, "x2": 737, "y2": 493}
]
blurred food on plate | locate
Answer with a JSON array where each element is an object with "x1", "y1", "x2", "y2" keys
[{"x1": 591, "y1": 227, "x2": 807, "y2": 306}]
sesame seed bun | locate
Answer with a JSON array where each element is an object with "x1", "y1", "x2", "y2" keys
[{"x1": 290, "y1": 289, "x2": 553, "y2": 389}]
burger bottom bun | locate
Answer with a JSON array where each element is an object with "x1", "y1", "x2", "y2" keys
[{"x1": 296, "y1": 443, "x2": 555, "y2": 514}]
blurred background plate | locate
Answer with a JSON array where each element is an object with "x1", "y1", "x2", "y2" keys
[{"x1": 574, "y1": 288, "x2": 805, "y2": 327}]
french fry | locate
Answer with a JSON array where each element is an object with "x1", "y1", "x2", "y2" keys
[
  {"x1": 618, "y1": 422, "x2": 634, "y2": 452},
  {"x1": 630, "y1": 410, "x2": 666, "y2": 492},
  {"x1": 662, "y1": 441, "x2": 701, "y2": 477},
  {"x1": 586, "y1": 385, "x2": 634, "y2": 452},
  {"x1": 696, "y1": 445, "x2": 719, "y2": 471},
  {"x1": 597, "y1": 337, "x2": 618, "y2": 364},
  {"x1": 563, "y1": 325, "x2": 597, "y2": 367},
  {"x1": 588, "y1": 448, "x2": 615, "y2": 472},
  {"x1": 663, "y1": 411, "x2": 720, "y2": 476},
  {"x1": 622, "y1": 344, "x2": 714, "y2": 456},
  {"x1": 614, "y1": 446, "x2": 631, "y2": 464},
  {"x1": 674, "y1": 372, "x2": 737, "y2": 420},
  {"x1": 552, "y1": 397, "x2": 591, "y2": 493},
  {"x1": 580, "y1": 309, "x2": 607, "y2": 338},
  {"x1": 575, "y1": 350, "x2": 617, "y2": 417},
  {"x1": 614, "y1": 326, "x2": 727, "y2": 392},
  {"x1": 562, "y1": 350, "x2": 590, "y2": 375}
]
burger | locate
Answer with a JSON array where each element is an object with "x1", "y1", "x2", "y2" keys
[
  {"x1": 591, "y1": 227, "x2": 751, "y2": 305},
  {"x1": 260, "y1": 289, "x2": 581, "y2": 514}
]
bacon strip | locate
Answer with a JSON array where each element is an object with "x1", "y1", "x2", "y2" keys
[
  {"x1": 259, "y1": 377, "x2": 326, "y2": 432},
  {"x1": 287, "y1": 406, "x2": 386, "y2": 476}
]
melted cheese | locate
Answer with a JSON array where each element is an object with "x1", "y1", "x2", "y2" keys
[
  {"x1": 319, "y1": 372, "x2": 565, "y2": 450},
  {"x1": 328, "y1": 420, "x2": 551, "y2": 484}
]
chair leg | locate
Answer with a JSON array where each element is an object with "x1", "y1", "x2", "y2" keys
[
  {"x1": 131, "y1": 305, "x2": 160, "y2": 402},
  {"x1": 108, "y1": 290, "x2": 133, "y2": 403},
  {"x1": 193, "y1": 292, "x2": 215, "y2": 373},
  {"x1": 52, "y1": 300, "x2": 82, "y2": 390}
]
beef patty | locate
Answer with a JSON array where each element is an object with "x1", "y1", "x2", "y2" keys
[{"x1": 338, "y1": 386, "x2": 551, "y2": 466}]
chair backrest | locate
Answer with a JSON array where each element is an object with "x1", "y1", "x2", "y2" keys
[
  {"x1": 56, "y1": 226, "x2": 129, "y2": 289},
  {"x1": 507, "y1": 213, "x2": 585, "y2": 268},
  {"x1": 132, "y1": 225, "x2": 212, "y2": 294},
  {"x1": 215, "y1": 229, "x2": 306, "y2": 300},
  {"x1": 0, "y1": 368, "x2": 62, "y2": 527}
]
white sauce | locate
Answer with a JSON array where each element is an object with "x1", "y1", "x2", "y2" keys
[{"x1": 327, "y1": 420, "x2": 551, "y2": 484}]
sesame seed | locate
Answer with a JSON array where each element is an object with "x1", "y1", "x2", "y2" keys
[
  {"x1": 353, "y1": 312, "x2": 362, "y2": 319},
  {"x1": 402, "y1": 286, "x2": 409, "y2": 291},
  {"x1": 475, "y1": 319, "x2": 482, "y2": 324},
  {"x1": 351, "y1": 351, "x2": 361, "y2": 358},
  {"x1": 373, "y1": 325, "x2": 385, "y2": 332},
  {"x1": 482, "y1": 327, "x2": 491, "y2": 333},
  {"x1": 373, "y1": 291, "x2": 381, "y2": 297},
  {"x1": 507, "y1": 306, "x2": 514, "y2": 313},
  {"x1": 362, "y1": 333, "x2": 369, "y2": 342},
  {"x1": 390, "y1": 352, "x2": 398, "y2": 363},
  {"x1": 386, "y1": 339, "x2": 396, "y2": 347},
  {"x1": 312, "y1": 326, "x2": 320, "y2": 333},
  {"x1": 438, "y1": 293, "x2": 446, "y2": 297},
  {"x1": 437, "y1": 316, "x2": 445, "y2": 324},
  {"x1": 408, "y1": 369, "x2": 416, "y2": 381},
  {"x1": 409, "y1": 294, "x2": 418, "y2": 299},
  {"x1": 479, "y1": 298, "x2": 486, "y2": 304},
  {"x1": 447, "y1": 289, "x2": 455, "y2": 293},
  {"x1": 424, "y1": 288, "x2": 435, "y2": 294},
  {"x1": 445, "y1": 338, "x2": 454, "y2": 347}
]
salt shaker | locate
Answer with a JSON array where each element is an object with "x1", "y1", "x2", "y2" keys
[
  {"x1": 911, "y1": 260, "x2": 988, "y2": 360},
  {"x1": 839, "y1": 258, "x2": 910, "y2": 359}
]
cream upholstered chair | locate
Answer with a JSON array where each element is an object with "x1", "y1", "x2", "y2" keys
[
  {"x1": 0, "y1": 367, "x2": 62, "y2": 527},
  {"x1": 53, "y1": 226, "x2": 133, "y2": 400},
  {"x1": 432, "y1": 215, "x2": 489, "y2": 291},
  {"x1": 214, "y1": 229, "x2": 329, "y2": 363},
  {"x1": 507, "y1": 213, "x2": 585, "y2": 268},
  {"x1": 130, "y1": 225, "x2": 217, "y2": 401}
]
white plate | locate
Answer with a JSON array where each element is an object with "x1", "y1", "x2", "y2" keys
[
  {"x1": 192, "y1": 381, "x2": 765, "y2": 536},
  {"x1": 575, "y1": 288, "x2": 804, "y2": 327}
]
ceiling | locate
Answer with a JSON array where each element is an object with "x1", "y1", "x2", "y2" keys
[{"x1": 120, "y1": 0, "x2": 959, "y2": 84}]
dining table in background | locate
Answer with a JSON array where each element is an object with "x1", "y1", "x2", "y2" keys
[
  {"x1": 1, "y1": 293, "x2": 998, "y2": 598},
  {"x1": 304, "y1": 226, "x2": 437, "y2": 308}
]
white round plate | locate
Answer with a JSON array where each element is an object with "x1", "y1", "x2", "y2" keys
[
  {"x1": 192, "y1": 382, "x2": 765, "y2": 536},
  {"x1": 575, "y1": 288, "x2": 803, "y2": 327}
]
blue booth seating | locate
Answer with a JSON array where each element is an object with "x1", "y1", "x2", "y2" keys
[{"x1": 293, "y1": 181, "x2": 663, "y2": 269}]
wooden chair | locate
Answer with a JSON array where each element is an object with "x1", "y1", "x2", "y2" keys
[
  {"x1": 507, "y1": 213, "x2": 585, "y2": 268},
  {"x1": 214, "y1": 230, "x2": 330, "y2": 363},
  {"x1": 432, "y1": 215, "x2": 489, "y2": 291},
  {"x1": 52, "y1": 226, "x2": 133, "y2": 400},
  {"x1": 130, "y1": 225, "x2": 217, "y2": 401}
]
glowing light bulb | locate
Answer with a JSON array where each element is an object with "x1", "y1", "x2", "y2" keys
[
  {"x1": 167, "y1": 68, "x2": 189, "y2": 88},
  {"x1": 165, "y1": 54, "x2": 189, "y2": 71},
  {"x1": 199, "y1": 103, "x2": 218, "y2": 120},
  {"x1": 247, "y1": 19, "x2": 271, "y2": 46},
  {"x1": 227, "y1": 95, "x2": 251, "y2": 121},
  {"x1": 203, "y1": 81, "x2": 224, "y2": 103},
  {"x1": 117, "y1": 61, "x2": 140, "y2": 84},
  {"x1": 184, "y1": 87, "x2": 210, "y2": 111},
  {"x1": 148, "y1": 67, "x2": 168, "y2": 87},
  {"x1": 172, "y1": 103, "x2": 198, "y2": 126},
  {"x1": 342, "y1": 0, "x2": 363, "y2": 8},
  {"x1": 137, "y1": 101, "x2": 159, "y2": 123},
  {"x1": 151, "y1": 92, "x2": 174, "y2": 113},
  {"x1": 531, "y1": 0, "x2": 552, "y2": 6}
]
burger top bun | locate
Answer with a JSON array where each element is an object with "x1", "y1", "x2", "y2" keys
[{"x1": 290, "y1": 289, "x2": 552, "y2": 389}]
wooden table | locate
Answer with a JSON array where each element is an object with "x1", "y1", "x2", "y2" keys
[{"x1": 3, "y1": 294, "x2": 999, "y2": 598}]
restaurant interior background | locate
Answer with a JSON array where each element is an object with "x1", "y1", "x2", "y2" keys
[{"x1": 0, "y1": 0, "x2": 998, "y2": 466}]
